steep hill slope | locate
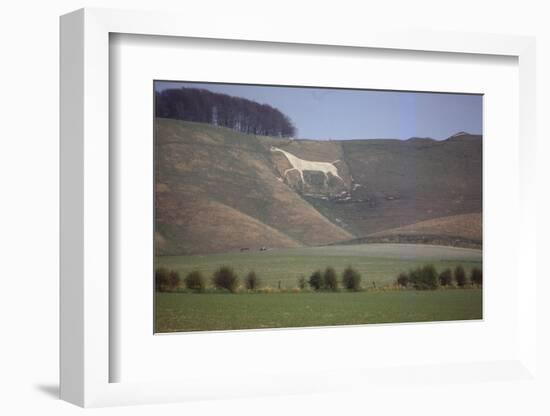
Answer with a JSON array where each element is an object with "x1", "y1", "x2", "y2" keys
[{"x1": 155, "y1": 119, "x2": 353, "y2": 255}]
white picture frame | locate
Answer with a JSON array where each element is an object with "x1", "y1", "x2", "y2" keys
[{"x1": 60, "y1": 7, "x2": 538, "y2": 408}]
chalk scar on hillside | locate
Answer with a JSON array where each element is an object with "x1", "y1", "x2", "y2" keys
[{"x1": 270, "y1": 146, "x2": 345, "y2": 185}]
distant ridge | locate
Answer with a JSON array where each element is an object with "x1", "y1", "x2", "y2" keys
[
  {"x1": 407, "y1": 137, "x2": 435, "y2": 143},
  {"x1": 446, "y1": 131, "x2": 482, "y2": 141}
]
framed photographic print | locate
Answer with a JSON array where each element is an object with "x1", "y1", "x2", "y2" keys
[
  {"x1": 60, "y1": 8, "x2": 538, "y2": 408},
  {"x1": 153, "y1": 80, "x2": 483, "y2": 334}
]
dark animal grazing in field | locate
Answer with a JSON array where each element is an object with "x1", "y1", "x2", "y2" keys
[
  {"x1": 240, "y1": 247, "x2": 250, "y2": 252},
  {"x1": 259, "y1": 246, "x2": 268, "y2": 251}
]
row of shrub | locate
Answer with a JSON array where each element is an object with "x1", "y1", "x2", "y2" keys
[
  {"x1": 156, "y1": 266, "x2": 253, "y2": 293},
  {"x1": 396, "y1": 264, "x2": 482, "y2": 290},
  {"x1": 155, "y1": 265, "x2": 363, "y2": 293},
  {"x1": 305, "y1": 266, "x2": 362, "y2": 291},
  {"x1": 156, "y1": 264, "x2": 482, "y2": 293}
]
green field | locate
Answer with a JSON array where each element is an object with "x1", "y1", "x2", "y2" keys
[
  {"x1": 155, "y1": 244, "x2": 482, "y2": 332},
  {"x1": 155, "y1": 289, "x2": 483, "y2": 332},
  {"x1": 156, "y1": 243, "x2": 482, "y2": 288}
]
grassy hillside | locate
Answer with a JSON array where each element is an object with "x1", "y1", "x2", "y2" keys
[
  {"x1": 155, "y1": 119, "x2": 482, "y2": 255},
  {"x1": 308, "y1": 136, "x2": 482, "y2": 236},
  {"x1": 155, "y1": 119, "x2": 352, "y2": 255}
]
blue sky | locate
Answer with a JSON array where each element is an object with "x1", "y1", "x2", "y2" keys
[{"x1": 155, "y1": 81, "x2": 482, "y2": 141}]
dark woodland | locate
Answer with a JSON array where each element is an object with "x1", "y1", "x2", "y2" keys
[{"x1": 155, "y1": 87, "x2": 297, "y2": 137}]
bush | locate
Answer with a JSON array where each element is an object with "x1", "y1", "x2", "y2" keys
[
  {"x1": 471, "y1": 267, "x2": 482, "y2": 286},
  {"x1": 323, "y1": 267, "x2": 339, "y2": 291},
  {"x1": 168, "y1": 270, "x2": 180, "y2": 291},
  {"x1": 245, "y1": 271, "x2": 260, "y2": 290},
  {"x1": 297, "y1": 276, "x2": 307, "y2": 290},
  {"x1": 438, "y1": 268, "x2": 453, "y2": 286},
  {"x1": 396, "y1": 272, "x2": 409, "y2": 288},
  {"x1": 410, "y1": 264, "x2": 438, "y2": 290},
  {"x1": 342, "y1": 266, "x2": 362, "y2": 291},
  {"x1": 184, "y1": 270, "x2": 205, "y2": 291},
  {"x1": 156, "y1": 267, "x2": 180, "y2": 292},
  {"x1": 454, "y1": 265, "x2": 467, "y2": 287},
  {"x1": 155, "y1": 267, "x2": 170, "y2": 292},
  {"x1": 212, "y1": 266, "x2": 239, "y2": 293},
  {"x1": 308, "y1": 270, "x2": 323, "y2": 290}
]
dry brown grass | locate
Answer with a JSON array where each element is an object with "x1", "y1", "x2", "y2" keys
[{"x1": 367, "y1": 213, "x2": 482, "y2": 242}]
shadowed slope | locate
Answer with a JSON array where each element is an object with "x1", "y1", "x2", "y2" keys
[{"x1": 306, "y1": 136, "x2": 482, "y2": 236}]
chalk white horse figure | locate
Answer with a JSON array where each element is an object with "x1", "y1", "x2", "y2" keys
[{"x1": 270, "y1": 146, "x2": 344, "y2": 186}]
